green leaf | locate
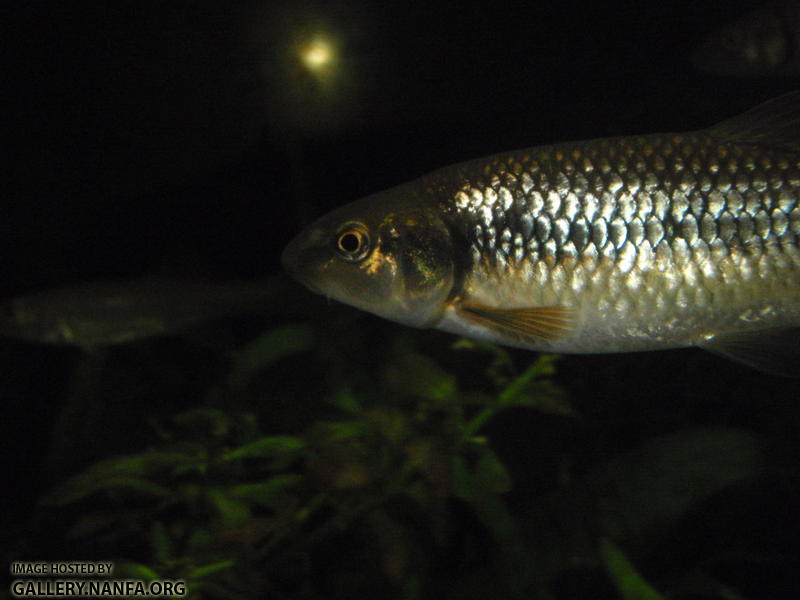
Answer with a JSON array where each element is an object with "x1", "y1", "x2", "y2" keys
[
  {"x1": 498, "y1": 355, "x2": 558, "y2": 405},
  {"x1": 308, "y1": 420, "x2": 368, "y2": 443},
  {"x1": 186, "y1": 560, "x2": 236, "y2": 581},
  {"x1": 462, "y1": 406, "x2": 497, "y2": 438},
  {"x1": 207, "y1": 489, "x2": 252, "y2": 528},
  {"x1": 492, "y1": 355, "x2": 576, "y2": 416},
  {"x1": 149, "y1": 521, "x2": 173, "y2": 565},
  {"x1": 452, "y1": 455, "x2": 476, "y2": 502},
  {"x1": 452, "y1": 455, "x2": 530, "y2": 591},
  {"x1": 222, "y1": 436, "x2": 306, "y2": 463},
  {"x1": 454, "y1": 453, "x2": 517, "y2": 535},
  {"x1": 329, "y1": 388, "x2": 361, "y2": 415},
  {"x1": 228, "y1": 323, "x2": 313, "y2": 386},
  {"x1": 518, "y1": 427, "x2": 766, "y2": 585},
  {"x1": 365, "y1": 407, "x2": 409, "y2": 443},
  {"x1": 228, "y1": 475, "x2": 303, "y2": 510},
  {"x1": 295, "y1": 493, "x2": 328, "y2": 523},
  {"x1": 585, "y1": 427, "x2": 763, "y2": 541},
  {"x1": 598, "y1": 538, "x2": 665, "y2": 600},
  {"x1": 43, "y1": 475, "x2": 173, "y2": 506},
  {"x1": 173, "y1": 452, "x2": 209, "y2": 477},
  {"x1": 504, "y1": 381, "x2": 576, "y2": 416},
  {"x1": 42, "y1": 451, "x2": 194, "y2": 505},
  {"x1": 383, "y1": 351, "x2": 457, "y2": 402},
  {"x1": 452, "y1": 338, "x2": 515, "y2": 384},
  {"x1": 474, "y1": 448, "x2": 512, "y2": 495}
]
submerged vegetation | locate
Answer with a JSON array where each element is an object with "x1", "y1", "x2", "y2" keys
[{"x1": 5, "y1": 278, "x2": 799, "y2": 599}]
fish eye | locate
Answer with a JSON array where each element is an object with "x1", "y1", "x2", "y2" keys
[{"x1": 335, "y1": 225, "x2": 370, "y2": 262}]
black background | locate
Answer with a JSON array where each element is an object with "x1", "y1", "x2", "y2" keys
[
  {"x1": 7, "y1": 0, "x2": 795, "y2": 290},
  {"x1": 4, "y1": 1, "x2": 800, "y2": 596}
]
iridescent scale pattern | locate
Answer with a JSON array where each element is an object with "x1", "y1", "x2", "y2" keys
[{"x1": 428, "y1": 133, "x2": 800, "y2": 351}]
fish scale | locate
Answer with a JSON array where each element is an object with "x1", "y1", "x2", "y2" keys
[
  {"x1": 282, "y1": 93, "x2": 800, "y2": 375},
  {"x1": 429, "y1": 131, "x2": 800, "y2": 353}
]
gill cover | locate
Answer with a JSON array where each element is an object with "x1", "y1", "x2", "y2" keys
[{"x1": 378, "y1": 213, "x2": 456, "y2": 326}]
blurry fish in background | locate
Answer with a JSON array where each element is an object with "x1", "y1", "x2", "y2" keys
[
  {"x1": 692, "y1": 1, "x2": 800, "y2": 78},
  {"x1": 0, "y1": 279, "x2": 279, "y2": 350},
  {"x1": 283, "y1": 94, "x2": 800, "y2": 376}
]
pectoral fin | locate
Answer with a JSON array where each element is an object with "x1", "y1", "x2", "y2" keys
[
  {"x1": 457, "y1": 302, "x2": 574, "y2": 343},
  {"x1": 700, "y1": 327, "x2": 800, "y2": 377}
]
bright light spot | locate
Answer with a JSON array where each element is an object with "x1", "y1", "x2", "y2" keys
[
  {"x1": 302, "y1": 38, "x2": 333, "y2": 71},
  {"x1": 297, "y1": 34, "x2": 339, "y2": 82}
]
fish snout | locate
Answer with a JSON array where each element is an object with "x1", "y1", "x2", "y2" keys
[
  {"x1": 281, "y1": 234, "x2": 304, "y2": 280},
  {"x1": 281, "y1": 227, "x2": 328, "y2": 293}
]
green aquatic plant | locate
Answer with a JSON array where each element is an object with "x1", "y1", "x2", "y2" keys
[
  {"x1": 598, "y1": 538, "x2": 665, "y2": 600},
  {"x1": 36, "y1": 316, "x2": 774, "y2": 599},
  {"x1": 40, "y1": 325, "x2": 573, "y2": 599}
]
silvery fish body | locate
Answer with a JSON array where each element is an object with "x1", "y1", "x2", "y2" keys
[
  {"x1": 0, "y1": 279, "x2": 276, "y2": 349},
  {"x1": 283, "y1": 94, "x2": 800, "y2": 375}
]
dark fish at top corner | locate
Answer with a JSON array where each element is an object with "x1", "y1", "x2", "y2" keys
[
  {"x1": 283, "y1": 92, "x2": 800, "y2": 376},
  {"x1": 692, "y1": 1, "x2": 800, "y2": 79}
]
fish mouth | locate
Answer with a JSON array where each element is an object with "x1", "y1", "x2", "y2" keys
[
  {"x1": 281, "y1": 235, "x2": 302, "y2": 279},
  {"x1": 281, "y1": 231, "x2": 327, "y2": 295},
  {"x1": 281, "y1": 235, "x2": 309, "y2": 283}
]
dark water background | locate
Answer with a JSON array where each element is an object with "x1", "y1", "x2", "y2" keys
[{"x1": 4, "y1": 1, "x2": 800, "y2": 598}]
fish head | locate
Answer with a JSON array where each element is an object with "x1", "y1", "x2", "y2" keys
[
  {"x1": 282, "y1": 184, "x2": 456, "y2": 327},
  {"x1": 0, "y1": 297, "x2": 64, "y2": 344}
]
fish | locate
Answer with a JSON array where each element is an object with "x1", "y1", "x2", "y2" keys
[
  {"x1": 0, "y1": 278, "x2": 278, "y2": 349},
  {"x1": 692, "y1": 1, "x2": 800, "y2": 79},
  {"x1": 282, "y1": 93, "x2": 800, "y2": 376}
]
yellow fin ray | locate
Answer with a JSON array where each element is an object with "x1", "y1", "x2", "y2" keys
[{"x1": 457, "y1": 302, "x2": 574, "y2": 343}]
